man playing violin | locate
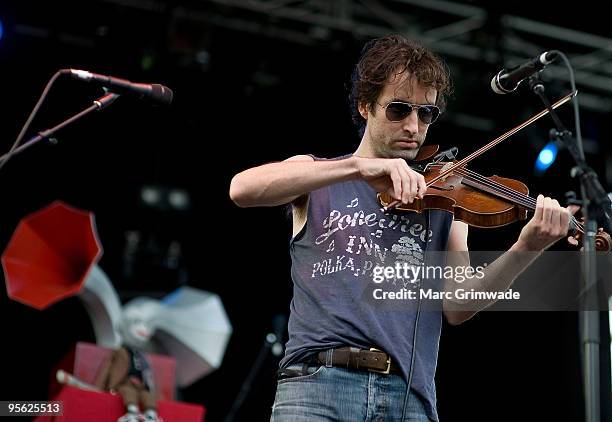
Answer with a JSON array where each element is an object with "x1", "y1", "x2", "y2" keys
[{"x1": 230, "y1": 34, "x2": 576, "y2": 421}]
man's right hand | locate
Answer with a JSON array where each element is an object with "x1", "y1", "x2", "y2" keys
[{"x1": 354, "y1": 156, "x2": 427, "y2": 204}]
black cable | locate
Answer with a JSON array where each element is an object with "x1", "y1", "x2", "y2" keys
[
  {"x1": 555, "y1": 51, "x2": 584, "y2": 161},
  {"x1": 401, "y1": 211, "x2": 429, "y2": 420}
]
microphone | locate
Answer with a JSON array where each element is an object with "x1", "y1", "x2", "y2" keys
[
  {"x1": 67, "y1": 69, "x2": 173, "y2": 105},
  {"x1": 490, "y1": 51, "x2": 559, "y2": 94}
]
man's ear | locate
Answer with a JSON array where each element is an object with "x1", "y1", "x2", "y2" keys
[{"x1": 358, "y1": 102, "x2": 369, "y2": 120}]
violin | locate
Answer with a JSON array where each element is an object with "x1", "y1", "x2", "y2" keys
[{"x1": 378, "y1": 93, "x2": 611, "y2": 251}]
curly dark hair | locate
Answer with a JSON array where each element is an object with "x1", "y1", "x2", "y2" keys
[{"x1": 349, "y1": 34, "x2": 452, "y2": 136}]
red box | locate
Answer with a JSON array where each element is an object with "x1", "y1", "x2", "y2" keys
[
  {"x1": 41, "y1": 342, "x2": 206, "y2": 421},
  {"x1": 35, "y1": 386, "x2": 205, "y2": 422},
  {"x1": 50, "y1": 342, "x2": 176, "y2": 401}
]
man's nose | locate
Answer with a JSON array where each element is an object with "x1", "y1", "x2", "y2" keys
[{"x1": 401, "y1": 109, "x2": 420, "y2": 134}]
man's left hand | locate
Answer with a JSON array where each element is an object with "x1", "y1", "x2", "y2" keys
[{"x1": 515, "y1": 194, "x2": 580, "y2": 251}]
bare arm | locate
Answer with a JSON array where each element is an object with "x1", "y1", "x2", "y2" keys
[
  {"x1": 230, "y1": 155, "x2": 347, "y2": 207},
  {"x1": 229, "y1": 155, "x2": 427, "y2": 208},
  {"x1": 443, "y1": 195, "x2": 577, "y2": 325},
  {"x1": 442, "y1": 221, "x2": 543, "y2": 325}
]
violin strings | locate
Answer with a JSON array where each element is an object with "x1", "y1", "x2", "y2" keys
[
  {"x1": 426, "y1": 163, "x2": 584, "y2": 233},
  {"x1": 432, "y1": 165, "x2": 584, "y2": 233},
  {"x1": 426, "y1": 163, "x2": 533, "y2": 205},
  {"x1": 455, "y1": 167, "x2": 584, "y2": 231},
  {"x1": 457, "y1": 168, "x2": 584, "y2": 232},
  {"x1": 458, "y1": 168, "x2": 583, "y2": 233}
]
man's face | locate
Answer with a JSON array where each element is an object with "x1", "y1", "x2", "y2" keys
[{"x1": 359, "y1": 70, "x2": 438, "y2": 161}]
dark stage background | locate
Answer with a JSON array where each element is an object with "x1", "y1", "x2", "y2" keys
[{"x1": 0, "y1": 1, "x2": 610, "y2": 421}]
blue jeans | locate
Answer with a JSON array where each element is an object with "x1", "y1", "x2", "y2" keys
[{"x1": 271, "y1": 364, "x2": 432, "y2": 421}]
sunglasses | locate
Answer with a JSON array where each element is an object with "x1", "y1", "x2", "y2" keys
[{"x1": 378, "y1": 101, "x2": 441, "y2": 125}]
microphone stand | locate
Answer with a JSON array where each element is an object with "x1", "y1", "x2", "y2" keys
[
  {"x1": 0, "y1": 92, "x2": 119, "y2": 165},
  {"x1": 529, "y1": 75, "x2": 612, "y2": 422},
  {"x1": 223, "y1": 330, "x2": 284, "y2": 422}
]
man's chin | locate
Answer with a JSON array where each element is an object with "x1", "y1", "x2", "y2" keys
[{"x1": 390, "y1": 147, "x2": 420, "y2": 161}]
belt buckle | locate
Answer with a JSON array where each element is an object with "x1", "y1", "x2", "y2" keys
[{"x1": 368, "y1": 347, "x2": 391, "y2": 374}]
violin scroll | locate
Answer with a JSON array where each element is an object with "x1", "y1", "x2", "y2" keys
[{"x1": 569, "y1": 221, "x2": 611, "y2": 252}]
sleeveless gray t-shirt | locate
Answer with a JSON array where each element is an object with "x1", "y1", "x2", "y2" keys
[{"x1": 280, "y1": 155, "x2": 453, "y2": 421}]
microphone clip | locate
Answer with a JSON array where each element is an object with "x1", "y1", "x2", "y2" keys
[{"x1": 528, "y1": 74, "x2": 545, "y2": 94}]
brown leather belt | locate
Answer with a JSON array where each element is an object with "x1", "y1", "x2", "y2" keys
[{"x1": 316, "y1": 347, "x2": 400, "y2": 374}]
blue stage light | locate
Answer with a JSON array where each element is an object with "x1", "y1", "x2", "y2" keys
[
  {"x1": 0, "y1": 20, "x2": 4, "y2": 41},
  {"x1": 535, "y1": 141, "x2": 558, "y2": 174}
]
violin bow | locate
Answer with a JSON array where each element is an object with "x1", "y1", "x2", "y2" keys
[{"x1": 383, "y1": 91, "x2": 577, "y2": 212}]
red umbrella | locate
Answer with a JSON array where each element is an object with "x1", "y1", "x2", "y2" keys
[{"x1": 2, "y1": 201, "x2": 102, "y2": 310}]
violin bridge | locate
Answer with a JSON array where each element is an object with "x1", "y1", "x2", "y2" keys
[{"x1": 438, "y1": 162, "x2": 454, "y2": 182}]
